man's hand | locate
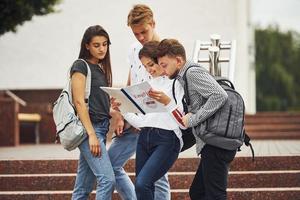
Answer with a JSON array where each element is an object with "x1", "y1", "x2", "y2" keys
[
  {"x1": 148, "y1": 89, "x2": 171, "y2": 105},
  {"x1": 114, "y1": 117, "x2": 125, "y2": 136},
  {"x1": 182, "y1": 113, "x2": 193, "y2": 128},
  {"x1": 110, "y1": 106, "x2": 125, "y2": 136}
]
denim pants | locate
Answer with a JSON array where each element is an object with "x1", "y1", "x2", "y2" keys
[
  {"x1": 189, "y1": 144, "x2": 236, "y2": 200},
  {"x1": 135, "y1": 127, "x2": 180, "y2": 200},
  {"x1": 108, "y1": 129, "x2": 171, "y2": 200},
  {"x1": 72, "y1": 119, "x2": 115, "y2": 200}
]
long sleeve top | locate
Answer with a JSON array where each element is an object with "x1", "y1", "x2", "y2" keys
[
  {"x1": 123, "y1": 76, "x2": 186, "y2": 149},
  {"x1": 177, "y1": 60, "x2": 228, "y2": 154}
]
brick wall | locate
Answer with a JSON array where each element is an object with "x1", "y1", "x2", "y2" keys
[
  {"x1": 0, "y1": 97, "x2": 19, "y2": 146},
  {"x1": 12, "y1": 89, "x2": 61, "y2": 144},
  {"x1": 9, "y1": 89, "x2": 115, "y2": 144}
]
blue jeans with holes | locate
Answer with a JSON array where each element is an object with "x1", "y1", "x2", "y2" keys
[
  {"x1": 72, "y1": 119, "x2": 115, "y2": 200},
  {"x1": 108, "y1": 129, "x2": 171, "y2": 200},
  {"x1": 135, "y1": 127, "x2": 180, "y2": 200}
]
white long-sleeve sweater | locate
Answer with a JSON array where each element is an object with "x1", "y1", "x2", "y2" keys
[{"x1": 123, "y1": 76, "x2": 186, "y2": 149}]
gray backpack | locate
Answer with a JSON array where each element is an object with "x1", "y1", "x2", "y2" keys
[
  {"x1": 183, "y1": 66, "x2": 254, "y2": 159},
  {"x1": 53, "y1": 59, "x2": 91, "y2": 151}
]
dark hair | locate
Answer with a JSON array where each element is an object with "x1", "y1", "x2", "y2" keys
[
  {"x1": 157, "y1": 39, "x2": 186, "y2": 61},
  {"x1": 78, "y1": 25, "x2": 112, "y2": 86},
  {"x1": 138, "y1": 41, "x2": 160, "y2": 63}
]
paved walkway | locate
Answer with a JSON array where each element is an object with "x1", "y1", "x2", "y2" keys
[{"x1": 0, "y1": 140, "x2": 299, "y2": 160}]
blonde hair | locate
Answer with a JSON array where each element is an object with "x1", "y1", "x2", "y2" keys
[{"x1": 127, "y1": 4, "x2": 154, "y2": 26}]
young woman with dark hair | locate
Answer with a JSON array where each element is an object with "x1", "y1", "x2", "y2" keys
[
  {"x1": 122, "y1": 41, "x2": 186, "y2": 200},
  {"x1": 71, "y1": 25, "x2": 119, "y2": 200}
]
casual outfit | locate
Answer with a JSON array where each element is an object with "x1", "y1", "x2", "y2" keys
[
  {"x1": 71, "y1": 60, "x2": 115, "y2": 200},
  {"x1": 123, "y1": 76, "x2": 185, "y2": 200},
  {"x1": 107, "y1": 42, "x2": 171, "y2": 200},
  {"x1": 176, "y1": 60, "x2": 237, "y2": 200}
]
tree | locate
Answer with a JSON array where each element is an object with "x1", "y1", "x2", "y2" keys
[
  {"x1": 255, "y1": 26, "x2": 300, "y2": 111},
  {"x1": 0, "y1": 0, "x2": 61, "y2": 36}
]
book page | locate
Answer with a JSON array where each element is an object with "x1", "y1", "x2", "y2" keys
[
  {"x1": 122, "y1": 82, "x2": 166, "y2": 113},
  {"x1": 100, "y1": 81, "x2": 166, "y2": 114},
  {"x1": 100, "y1": 87, "x2": 141, "y2": 113}
]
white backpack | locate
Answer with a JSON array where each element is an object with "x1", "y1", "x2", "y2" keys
[{"x1": 53, "y1": 59, "x2": 91, "y2": 151}]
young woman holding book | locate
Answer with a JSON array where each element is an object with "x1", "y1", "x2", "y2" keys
[{"x1": 121, "y1": 41, "x2": 186, "y2": 200}]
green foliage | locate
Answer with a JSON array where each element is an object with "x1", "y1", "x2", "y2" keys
[
  {"x1": 255, "y1": 26, "x2": 300, "y2": 111},
  {"x1": 0, "y1": 0, "x2": 61, "y2": 36}
]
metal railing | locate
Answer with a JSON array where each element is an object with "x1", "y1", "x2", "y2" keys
[{"x1": 192, "y1": 34, "x2": 236, "y2": 82}]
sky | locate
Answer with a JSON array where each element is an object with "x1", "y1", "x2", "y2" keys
[{"x1": 251, "y1": 0, "x2": 300, "y2": 32}]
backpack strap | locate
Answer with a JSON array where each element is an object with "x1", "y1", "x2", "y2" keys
[
  {"x1": 183, "y1": 66, "x2": 231, "y2": 105},
  {"x1": 172, "y1": 78, "x2": 189, "y2": 114},
  {"x1": 77, "y1": 59, "x2": 92, "y2": 102},
  {"x1": 214, "y1": 77, "x2": 235, "y2": 90},
  {"x1": 243, "y1": 130, "x2": 255, "y2": 162},
  {"x1": 172, "y1": 79, "x2": 178, "y2": 104},
  {"x1": 182, "y1": 65, "x2": 202, "y2": 105},
  {"x1": 67, "y1": 59, "x2": 92, "y2": 104}
]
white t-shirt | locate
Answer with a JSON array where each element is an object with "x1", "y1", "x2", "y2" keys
[{"x1": 128, "y1": 42, "x2": 152, "y2": 85}]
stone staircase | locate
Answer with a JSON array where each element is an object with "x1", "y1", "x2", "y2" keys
[
  {"x1": 0, "y1": 156, "x2": 300, "y2": 200},
  {"x1": 1, "y1": 112, "x2": 300, "y2": 199},
  {"x1": 245, "y1": 112, "x2": 300, "y2": 139}
]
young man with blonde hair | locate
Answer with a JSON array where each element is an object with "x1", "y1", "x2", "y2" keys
[
  {"x1": 156, "y1": 39, "x2": 237, "y2": 200},
  {"x1": 108, "y1": 4, "x2": 170, "y2": 200}
]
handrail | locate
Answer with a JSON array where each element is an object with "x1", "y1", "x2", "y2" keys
[
  {"x1": 192, "y1": 34, "x2": 236, "y2": 83},
  {"x1": 5, "y1": 90, "x2": 27, "y2": 106}
]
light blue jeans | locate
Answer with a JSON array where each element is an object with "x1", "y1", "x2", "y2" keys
[
  {"x1": 72, "y1": 119, "x2": 115, "y2": 200},
  {"x1": 108, "y1": 129, "x2": 170, "y2": 200}
]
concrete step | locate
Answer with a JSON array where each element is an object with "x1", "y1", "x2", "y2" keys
[
  {"x1": 1, "y1": 156, "x2": 300, "y2": 174},
  {"x1": 246, "y1": 124, "x2": 300, "y2": 131},
  {"x1": 0, "y1": 171, "x2": 299, "y2": 191},
  {"x1": 246, "y1": 112, "x2": 300, "y2": 118},
  {"x1": 244, "y1": 113, "x2": 300, "y2": 139},
  {"x1": 245, "y1": 116, "x2": 300, "y2": 124},
  {"x1": 245, "y1": 113, "x2": 300, "y2": 124},
  {"x1": 0, "y1": 156, "x2": 300, "y2": 200},
  {"x1": 0, "y1": 188, "x2": 300, "y2": 200},
  {"x1": 246, "y1": 131, "x2": 300, "y2": 139}
]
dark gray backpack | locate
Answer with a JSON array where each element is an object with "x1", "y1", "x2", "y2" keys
[{"x1": 183, "y1": 66, "x2": 254, "y2": 159}]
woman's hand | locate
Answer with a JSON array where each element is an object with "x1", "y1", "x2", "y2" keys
[
  {"x1": 88, "y1": 133, "x2": 101, "y2": 157},
  {"x1": 110, "y1": 97, "x2": 121, "y2": 111},
  {"x1": 148, "y1": 89, "x2": 171, "y2": 105}
]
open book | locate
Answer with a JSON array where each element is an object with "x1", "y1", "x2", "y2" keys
[{"x1": 100, "y1": 81, "x2": 166, "y2": 114}]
